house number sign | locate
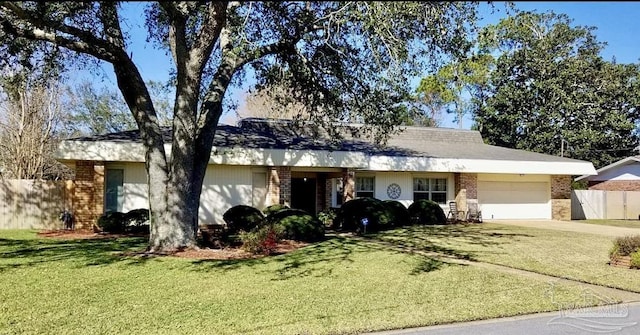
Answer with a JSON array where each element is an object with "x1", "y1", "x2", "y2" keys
[{"x1": 386, "y1": 183, "x2": 401, "y2": 199}]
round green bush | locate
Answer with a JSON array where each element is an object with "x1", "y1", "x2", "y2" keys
[
  {"x1": 123, "y1": 208, "x2": 149, "y2": 234},
  {"x1": 97, "y1": 211, "x2": 126, "y2": 233},
  {"x1": 265, "y1": 209, "x2": 324, "y2": 242},
  {"x1": 334, "y1": 198, "x2": 391, "y2": 233},
  {"x1": 222, "y1": 205, "x2": 265, "y2": 234},
  {"x1": 383, "y1": 200, "x2": 410, "y2": 226},
  {"x1": 262, "y1": 204, "x2": 289, "y2": 216},
  {"x1": 408, "y1": 199, "x2": 446, "y2": 225}
]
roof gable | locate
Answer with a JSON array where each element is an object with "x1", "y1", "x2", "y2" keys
[{"x1": 575, "y1": 156, "x2": 640, "y2": 181}]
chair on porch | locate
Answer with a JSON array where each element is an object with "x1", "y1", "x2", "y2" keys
[
  {"x1": 446, "y1": 201, "x2": 465, "y2": 223},
  {"x1": 466, "y1": 199, "x2": 483, "y2": 223}
]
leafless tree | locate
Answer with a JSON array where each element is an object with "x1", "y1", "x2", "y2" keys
[{"x1": 0, "y1": 80, "x2": 70, "y2": 179}]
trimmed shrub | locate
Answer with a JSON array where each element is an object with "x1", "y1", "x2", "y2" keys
[
  {"x1": 223, "y1": 205, "x2": 265, "y2": 234},
  {"x1": 334, "y1": 198, "x2": 391, "y2": 233},
  {"x1": 265, "y1": 209, "x2": 324, "y2": 242},
  {"x1": 97, "y1": 211, "x2": 126, "y2": 233},
  {"x1": 609, "y1": 234, "x2": 640, "y2": 262},
  {"x1": 262, "y1": 204, "x2": 289, "y2": 216},
  {"x1": 408, "y1": 199, "x2": 446, "y2": 225},
  {"x1": 383, "y1": 200, "x2": 410, "y2": 226},
  {"x1": 123, "y1": 208, "x2": 150, "y2": 234},
  {"x1": 239, "y1": 224, "x2": 283, "y2": 255},
  {"x1": 318, "y1": 207, "x2": 339, "y2": 228}
]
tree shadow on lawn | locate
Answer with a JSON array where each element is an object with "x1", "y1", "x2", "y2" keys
[
  {"x1": 190, "y1": 235, "x2": 465, "y2": 279},
  {"x1": 0, "y1": 236, "x2": 150, "y2": 271},
  {"x1": 367, "y1": 223, "x2": 534, "y2": 262}
]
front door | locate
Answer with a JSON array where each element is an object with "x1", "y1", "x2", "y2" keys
[{"x1": 291, "y1": 178, "x2": 316, "y2": 214}]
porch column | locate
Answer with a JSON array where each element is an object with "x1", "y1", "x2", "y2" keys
[
  {"x1": 324, "y1": 178, "x2": 333, "y2": 209},
  {"x1": 551, "y1": 175, "x2": 572, "y2": 221},
  {"x1": 342, "y1": 168, "x2": 355, "y2": 203},
  {"x1": 315, "y1": 173, "x2": 327, "y2": 214},
  {"x1": 454, "y1": 173, "x2": 477, "y2": 215},
  {"x1": 73, "y1": 161, "x2": 105, "y2": 230},
  {"x1": 278, "y1": 166, "x2": 291, "y2": 207}
]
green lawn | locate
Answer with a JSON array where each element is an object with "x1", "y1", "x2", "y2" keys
[
  {"x1": 0, "y1": 230, "x2": 598, "y2": 335},
  {"x1": 576, "y1": 219, "x2": 640, "y2": 229},
  {"x1": 373, "y1": 223, "x2": 640, "y2": 293}
]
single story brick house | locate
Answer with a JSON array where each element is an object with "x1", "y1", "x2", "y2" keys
[
  {"x1": 55, "y1": 118, "x2": 596, "y2": 229},
  {"x1": 575, "y1": 155, "x2": 640, "y2": 191}
]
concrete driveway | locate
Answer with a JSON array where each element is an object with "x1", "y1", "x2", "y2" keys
[{"x1": 486, "y1": 220, "x2": 640, "y2": 237}]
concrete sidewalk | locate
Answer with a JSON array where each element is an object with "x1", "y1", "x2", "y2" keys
[{"x1": 486, "y1": 220, "x2": 640, "y2": 237}]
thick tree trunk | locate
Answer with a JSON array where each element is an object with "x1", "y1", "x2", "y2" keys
[{"x1": 147, "y1": 169, "x2": 199, "y2": 252}]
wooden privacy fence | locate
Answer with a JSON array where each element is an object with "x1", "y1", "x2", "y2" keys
[
  {"x1": 0, "y1": 179, "x2": 73, "y2": 229},
  {"x1": 572, "y1": 190, "x2": 640, "y2": 220}
]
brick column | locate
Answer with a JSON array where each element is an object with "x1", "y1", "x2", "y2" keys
[
  {"x1": 315, "y1": 174, "x2": 326, "y2": 214},
  {"x1": 278, "y1": 166, "x2": 291, "y2": 206},
  {"x1": 551, "y1": 175, "x2": 572, "y2": 221},
  {"x1": 325, "y1": 178, "x2": 333, "y2": 209},
  {"x1": 454, "y1": 173, "x2": 477, "y2": 214},
  {"x1": 94, "y1": 162, "x2": 105, "y2": 217},
  {"x1": 342, "y1": 169, "x2": 355, "y2": 203},
  {"x1": 73, "y1": 161, "x2": 105, "y2": 230}
]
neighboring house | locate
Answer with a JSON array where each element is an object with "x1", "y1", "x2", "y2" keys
[
  {"x1": 575, "y1": 156, "x2": 640, "y2": 191},
  {"x1": 55, "y1": 118, "x2": 596, "y2": 229}
]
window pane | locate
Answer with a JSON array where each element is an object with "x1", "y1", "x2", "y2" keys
[
  {"x1": 432, "y1": 178, "x2": 447, "y2": 192},
  {"x1": 105, "y1": 169, "x2": 124, "y2": 213},
  {"x1": 356, "y1": 177, "x2": 374, "y2": 191},
  {"x1": 431, "y1": 192, "x2": 447, "y2": 204},
  {"x1": 413, "y1": 178, "x2": 428, "y2": 191},
  {"x1": 413, "y1": 192, "x2": 430, "y2": 201}
]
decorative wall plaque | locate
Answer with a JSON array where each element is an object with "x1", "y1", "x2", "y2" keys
[{"x1": 386, "y1": 183, "x2": 401, "y2": 199}]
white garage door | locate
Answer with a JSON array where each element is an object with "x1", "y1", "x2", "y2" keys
[{"x1": 477, "y1": 181, "x2": 550, "y2": 219}]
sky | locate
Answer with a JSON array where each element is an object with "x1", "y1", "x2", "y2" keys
[
  {"x1": 78, "y1": 2, "x2": 640, "y2": 130},
  {"x1": 443, "y1": 1, "x2": 640, "y2": 129}
]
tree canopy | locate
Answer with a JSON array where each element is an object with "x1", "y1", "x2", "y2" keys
[
  {"x1": 0, "y1": 1, "x2": 484, "y2": 251},
  {"x1": 472, "y1": 11, "x2": 640, "y2": 168}
]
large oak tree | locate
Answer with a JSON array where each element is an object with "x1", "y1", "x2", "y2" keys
[
  {"x1": 0, "y1": 2, "x2": 482, "y2": 252},
  {"x1": 473, "y1": 11, "x2": 640, "y2": 168}
]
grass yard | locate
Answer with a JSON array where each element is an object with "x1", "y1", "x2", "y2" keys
[
  {"x1": 576, "y1": 219, "x2": 640, "y2": 229},
  {"x1": 0, "y1": 229, "x2": 599, "y2": 335},
  {"x1": 374, "y1": 223, "x2": 640, "y2": 293}
]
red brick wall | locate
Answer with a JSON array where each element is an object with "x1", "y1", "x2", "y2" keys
[
  {"x1": 454, "y1": 173, "x2": 477, "y2": 214},
  {"x1": 588, "y1": 180, "x2": 640, "y2": 191},
  {"x1": 325, "y1": 178, "x2": 333, "y2": 209},
  {"x1": 462, "y1": 173, "x2": 477, "y2": 199}
]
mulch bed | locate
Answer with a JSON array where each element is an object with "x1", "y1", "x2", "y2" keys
[{"x1": 36, "y1": 229, "x2": 309, "y2": 261}]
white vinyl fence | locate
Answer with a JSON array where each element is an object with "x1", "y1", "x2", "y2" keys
[
  {"x1": 0, "y1": 179, "x2": 70, "y2": 229},
  {"x1": 572, "y1": 190, "x2": 640, "y2": 220}
]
